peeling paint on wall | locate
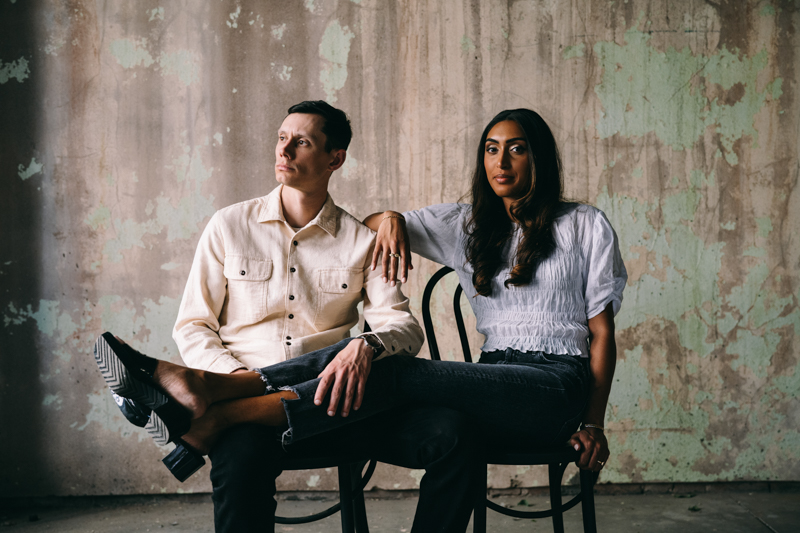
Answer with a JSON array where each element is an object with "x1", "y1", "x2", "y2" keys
[
  {"x1": 319, "y1": 20, "x2": 355, "y2": 104},
  {"x1": 109, "y1": 39, "x2": 199, "y2": 86},
  {"x1": 585, "y1": 18, "x2": 781, "y2": 164},
  {"x1": 17, "y1": 157, "x2": 43, "y2": 180},
  {"x1": 90, "y1": 139, "x2": 215, "y2": 264},
  {"x1": 0, "y1": 56, "x2": 30, "y2": 83},
  {"x1": 271, "y1": 23, "x2": 287, "y2": 39}
]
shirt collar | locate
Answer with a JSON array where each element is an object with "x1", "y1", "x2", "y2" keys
[{"x1": 258, "y1": 185, "x2": 338, "y2": 237}]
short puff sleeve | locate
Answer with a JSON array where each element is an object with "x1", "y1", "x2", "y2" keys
[
  {"x1": 402, "y1": 203, "x2": 466, "y2": 267},
  {"x1": 584, "y1": 210, "x2": 627, "y2": 318}
]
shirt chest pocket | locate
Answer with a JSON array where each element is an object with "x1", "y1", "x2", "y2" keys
[
  {"x1": 223, "y1": 256, "x2": 273, "y2": 323},
  {"x1": 313, "y1": 268, "x2": 363, "y2": 332}
]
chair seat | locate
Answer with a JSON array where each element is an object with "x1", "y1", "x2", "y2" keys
[
  {"x1": 280, "y1": 453, "x2": 371, "y2": 471},
  {"x1": 486, "y1": 446, "x2": 580, "y2": 466}
]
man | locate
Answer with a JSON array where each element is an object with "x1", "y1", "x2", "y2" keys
[{"x1": 172, "y1": 101, "x2": 477, "y2": 532}]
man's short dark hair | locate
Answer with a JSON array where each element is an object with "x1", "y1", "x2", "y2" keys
[{"x1": 287, "y1": 100, "x2": 352, "y2": 152}]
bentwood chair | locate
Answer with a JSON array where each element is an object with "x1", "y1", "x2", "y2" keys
[
  {"x1": 421, "y1": 266, "x2": 599, "y2": 533},
  {"x1": 275, "y1": 457, "x2": 376, "y2": 532},
  {"x1": 274, "y1": 321, "x2": 378, "y2": 532}
]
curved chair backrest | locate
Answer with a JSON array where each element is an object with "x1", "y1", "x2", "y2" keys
[{"x1": 421, "y1": 266, "x2": 473, "y2": 363}]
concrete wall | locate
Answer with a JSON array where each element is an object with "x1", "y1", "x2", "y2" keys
[{"x1": 1, "y1": 0, "x2": 797, "y2": 497}]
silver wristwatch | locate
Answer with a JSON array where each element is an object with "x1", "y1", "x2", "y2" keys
[{"x1": 361, "y1": 334, "x2": 385, "y2": 358}]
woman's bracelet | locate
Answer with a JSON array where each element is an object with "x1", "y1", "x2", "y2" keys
[
  {"x1": 381, "y1": 213, "x2": 405, "y2": 223},
  {"x1": 581, "y1": 423, "x2": 605, "y2": 432}
]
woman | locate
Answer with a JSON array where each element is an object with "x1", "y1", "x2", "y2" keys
[
  {"x1": 95, "y1": 108, "x2": 625, "y2": 479},
  {"x1": 364, "y1": 108, "x2": 627, "y2": 471}
]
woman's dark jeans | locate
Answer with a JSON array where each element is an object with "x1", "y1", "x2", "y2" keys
[{"x1": 258, "y1": 339, "x2": 591, "y2": 449}]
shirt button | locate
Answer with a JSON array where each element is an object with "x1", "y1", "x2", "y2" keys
[
  {"x1": 240, "y1": 270, "x2": 246, "y2": 275},
  {"x1": 286, "y1": 336, "x2": 292, "y2": 340},
  {"x1": 341, "y1": 284, "x2": 348, "y2": 289},
  {"x1": 293, "y1": 240, "x2": 298, "y2": 246},
  {"x1": 286, "y1": 342, "x2": 292, "y2": 346},
  {"x1": 288, "y1": 314, "x2": 294, "y2": 319},
  {"x1": 289, "y1": 295, "x2": 295, "y2": 300},
  {"x1": 290, "y1": 267, "x2": 296, "y2": 273}
]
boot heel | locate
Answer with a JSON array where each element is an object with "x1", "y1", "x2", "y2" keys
[{"x1": 162, "y1": 441, "x2": 205, "y2": 482}]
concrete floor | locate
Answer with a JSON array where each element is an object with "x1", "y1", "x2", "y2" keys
[{"x1": 1, "y1": 492, "x2": 798, "y2": 532}]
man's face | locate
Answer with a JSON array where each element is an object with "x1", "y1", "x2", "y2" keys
[{"x1": 275, "y1": 113, "x2": 342, "y2": 192}]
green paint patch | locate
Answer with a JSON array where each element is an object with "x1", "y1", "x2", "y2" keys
[
  {"x1": 461, "y1": 35, "x2": 476, "y2": 52},
  {"x1": 17, "y1": 157, "x2": 43, "y2": 180},
  {"x1": 755, "y1": 216, "x2": 773, "y2": 237},
  {"x1": 319, "y1": 20, "x2": 355, "y2": 104},
  {"x1": 563, "y1": 43, "x2": 584, "y2": 59},
  {"x1": 109, "y1": 38, "x2": 199, "y2": 87},
  {"x1": 148, "y1": 7, "x2": 164, "y2": 21},
  {"x1": 85, "y1": 205, "x2": 111, "y2": 231},
  {"x1": 0, "y1": 56, "x2": 30, "y2": 84},
  {"x1": 98, "y1": 140, "x2": 216, "y2": 264},
  {"x1": 3, "y1": 299, "x2": 89, "y2": 362},
  {"x1": 42, "y1": 393, "x2": 62, "y2": 409},
  {"x1": 590, "y1": 21, "x2": 780, "y2": 164},
  {"x1": 158, "y1": 49, "x2": 199, "y2": 87},
  {"x1": 272, "y1": 23, "x2": 287, "y2": 40},
  {"x1": 599, "y1": 181, "x2": 723, "y2": 338},
  {"x1": 339, "y1": 155, "x2": 358, "y2": 181},
  {"x1": 720, "y1": 221, "x2": 736, "y2": 231},
  {"x1": 226, "y1": 6, "x2": 241, "y2": 28},
  {"x1": 110, "y1": 38, "x2": 154, "y2": 69},
  {"x1": 742, "y1": 246, "x2": 765, "y2": 258}
]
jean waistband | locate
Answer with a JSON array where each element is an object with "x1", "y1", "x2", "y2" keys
[
  {"x1": 478, "y1": 349, "x2": 587, "y2": 366},
  {"x1": 478, "y1": 349, "x2": 547, "y2": 365}
]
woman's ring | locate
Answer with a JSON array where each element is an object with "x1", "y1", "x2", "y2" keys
[
  {"x1": 389, "y1": 253, "x2": 401, "y2": 258},
  {"x1": 597, "y1": 460, "x2": 605, "y2": 467}
]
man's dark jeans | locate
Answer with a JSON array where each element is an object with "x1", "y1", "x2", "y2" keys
[
  {"x1": 210, "y1": 339, "x2": 588, "y2": 533},
  {"x1": 209, "y1": 405, "x2": 479, "y2": 533},
  {"x1": 262, "y1": 340, "x2": 590, "y2": 448}
]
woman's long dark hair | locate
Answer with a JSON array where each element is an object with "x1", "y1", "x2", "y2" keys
[{"x1": 465, "y1": 109, "x2": 564, "y2": 296}]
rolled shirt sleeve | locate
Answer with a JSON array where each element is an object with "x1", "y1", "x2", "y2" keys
[
  {"x1": 359, "y1": 243, "x2": 424, "y2": 360},
  {"x1": 172, "y1": 212, "x2": 247, "y2": 373},
  {"x1": 583, "y1": 209, "x2": 628, "y2": 319}
]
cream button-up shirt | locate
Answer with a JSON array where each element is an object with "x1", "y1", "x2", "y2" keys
[{"x1": 173, "y1": 185, "x2": 424, "y2": 373}]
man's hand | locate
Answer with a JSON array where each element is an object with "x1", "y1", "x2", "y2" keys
[
  {"x1": 568, "y1": 427, "x2": 609, "y2": 471},
  {"x1": 370, "y1": 211, "x2": 413, "y2": 286},
  {"x1": 314, "y1": 338, "x2": 374, "y2": 417}
]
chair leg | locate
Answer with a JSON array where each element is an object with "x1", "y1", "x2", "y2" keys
[
  {"x1": 579, "y1": 469, "x2": 597, "y2": 533},
  {"x1": 548, "y1": 463, "x2": 565, "y2": 533},
  {"x1": 350, "y1": 462, "x2": 370, "y2": 533},
  {"x1": 472, "y1": 462, "x2": 488, "y2": 533},
  {"x1": 338, "y1": 465, "x2": 356, "y2": 533}
]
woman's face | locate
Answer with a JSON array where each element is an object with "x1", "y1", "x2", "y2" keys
[{"x1": 483, "y1": 120, "x2": 532, "y2": 206}]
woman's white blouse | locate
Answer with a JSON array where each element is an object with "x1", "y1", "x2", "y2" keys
[{"x1": 403, "y1": 203, "x2": 627, "y2": 357}]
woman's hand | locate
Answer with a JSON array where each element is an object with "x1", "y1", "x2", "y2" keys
[
  {"x1": 568, "y1": 427, "x2": 609, "y2": 471},
  {"x1": 369, "y1": 211, "x2": 413, "y2": 286}
]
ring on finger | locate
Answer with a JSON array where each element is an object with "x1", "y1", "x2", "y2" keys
[
  {"x1": 388, "y1": 252, "x2": 401, "y2": 258},
  {"x1": 597, "y1": 460, "x2": 605, "y2": 467}
]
